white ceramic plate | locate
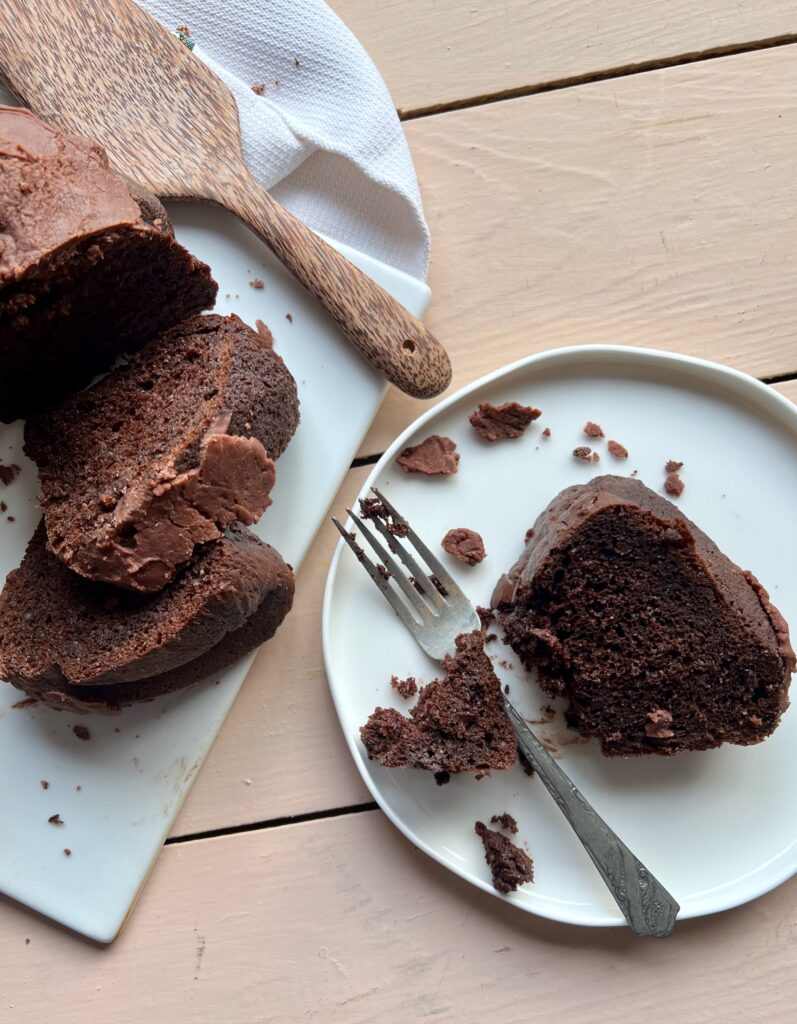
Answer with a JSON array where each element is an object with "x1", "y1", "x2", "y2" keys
[
  {"x1": 323, "y1": 346, "x2": 797, "y2": 927},
  {"x1": 0, "y1": 198, "x2": 430, "y2": 941}
]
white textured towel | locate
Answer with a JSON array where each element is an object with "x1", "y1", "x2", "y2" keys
[{"x1": 138, "y1": 0, "x2": 429, "y2": 280}]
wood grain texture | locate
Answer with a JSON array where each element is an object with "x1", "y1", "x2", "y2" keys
[
  {"x1": 4, "y1": 810, "x2": 797, "y2": 1022},
  {"x1": 170, "y1": 466, "x2": 372, "y2": 838},
  {"x1": 774, "y1": 379, "x2": 797, "y2": 403},
  {"x1": 357, "y1": 44, "x2": 797, "y2": 455},
  {"x1": 0, "y1": 0, "x2": 450, "y2": 398},
  {"x1": 330, "y1": 0, "x2": 797, "y2": 114}
]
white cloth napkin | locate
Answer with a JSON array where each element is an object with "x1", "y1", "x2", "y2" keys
[{"x1": 138, "y1": 0, "x2": 430, "y2": 280}]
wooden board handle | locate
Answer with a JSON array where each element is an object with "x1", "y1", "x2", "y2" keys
[{"x1": 217, "y1": 175, "x2": 451, "y2": 399}]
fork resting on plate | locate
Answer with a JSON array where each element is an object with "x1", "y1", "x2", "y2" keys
[{"x1": 333, "y1": 488, "x2": 679, "y2": 938}]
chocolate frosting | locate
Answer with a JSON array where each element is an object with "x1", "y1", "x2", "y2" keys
[{"x1": 0, "y1": 106, "x2": 161, "y2": 282}]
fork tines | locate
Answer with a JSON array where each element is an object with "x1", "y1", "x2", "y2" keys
[{"x1": 332, "y1": 487, "x2": 463, "y2": 626}]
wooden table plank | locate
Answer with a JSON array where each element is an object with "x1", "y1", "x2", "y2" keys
[
  {"x1": 330, "y1": 0, "x2": 797, "y2": 115},
  {"x1": 170, "y1": 466, "x2": 372, "y2": 839},
  {"x1": 359, "y1": 44, "x2": 797, "y2": 456},
  {"x1": 4, "y1": 810, "x2": 797, "y2": 1022}
]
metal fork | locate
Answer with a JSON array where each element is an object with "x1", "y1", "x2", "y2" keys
[{"x1": 333, "y1": 487, "x2": 679, "y2": 938}]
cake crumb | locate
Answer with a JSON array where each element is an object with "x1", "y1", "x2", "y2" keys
[
  {"x1": 0, "y1": 463, "x2": 20, "y2": 485},
  {"x1": 485, "y1": 633, "x2": 497, "y2": 643},
  {"x1": 7, "y1": 515, "x2": 14, "y2": 521},
  {"x1": 40, "y1": 780, "x2": 49, "y2": 790},
  {"x1": 572, "y1": 446, "x2": 592, "y2": 461},
  {"x1": 396, "y1": 435, "x2": 459, "y2": 475},
  {"x1": 434, "y1": 771, "x2": 451, "y2": 786},
  {"x1": 591, "y1": 451, "x2": 600, "y2": 463},
  {"x1": 475, "y1": 821, "x2": 533, "y2": 893},
  {"x1": 25, "y1": 938, "x2": 30, "y2": 945},
  {"x1": 441, "y1": 527, "x2": 486, "y2": 565},
  {"x1": 63, "y1": 848, "x2": 72, "y2": 857},
  {"x1": 430, "y1": 575, "x2": 449, "y2": 597},
  {"x1": 664, "y1": 472, "x2": 684, "y2": 497},
  {"x1": 470, "y1": 402, "x2": 541, "y2": 442},
  {"x1": 286, "y1": 313, "x2": 293, "y2": 322},
  {"x1": 524, "y1": 527, "x2": 534, "y2": 542},
  {"x1": 175, "y1": 24, "x2": 191, "y2": 36},
  {"x1": 583, "y1": 421, "x2": 604, "y2": 438},
  {"x1": 377, "y1": 563, "x2": 392, "y2": 582},
  {"x1": 607, "y1": 440, "x2": 628, "y2": 459},
  {"x1": 391, "y1": 675, "x2": 417, "y2": 699},
  {"x1": 477, "y1": 605, "x2": 495, "y2": 630},
  {"x1": 490, "y1": 812, "x2": 518, "y2": 834},
  {"x1": 541, "y1": 427, "x2": 551, "y2": 438},
  {"x1": 48, "y1": 814, "x2": 63, "y2": 826},
  {"x1": 645, "y1": 708, "x2": 674, "y2": 739},
  {"x1": 251, "y1": 82, "x2": 266, "y2": 95},
  {"x1": 518, "y1": 750, "x2": 535, "y2": 776},
  {"x1": 0, "y1": 501, "x2": 5, "y2": 512},
  {"x1": 76, "y1": 785, "x2": 82, "y2": 791},
  {"x1": 665, "y1": 460, "x2": 684, "y2": 473},
  {"x1": 72, "y1": 725, "x2": 91, "y2": 742},
  {"x1": 249, "y1": 278, "x2": 264, "y2": 289}
]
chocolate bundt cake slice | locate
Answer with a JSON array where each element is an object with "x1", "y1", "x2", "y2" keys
[
  {"x1": 25, "y1": 314, "x2": 299, "y2": 592},
  {"x1": 360, "y1": 631, "x2": 516, "y2": 775},
  {"x1": 0, "y1": 106, "x2": 217, "y2": 421},
  {"x1": 494, "y1": 475, "x2": 795, "y2": 756},
  {"x1": 0, "y1": 522, "x2": 294, "y2": 711}
]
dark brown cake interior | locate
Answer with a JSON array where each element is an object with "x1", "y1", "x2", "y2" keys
[
  {"x1": 360, "y1": 631, "x2": 516, "y2": 774},
  {"x1": 0, "y1": 227, "x2": 217, "y2": 422},
  {"x1": 496, "y1": 476, "x2": 794, "y2": 756},
  {"x1": 475, "y1": 821, "x2": 533, "y2": 893},
  {"x1": 25, "y1": 314, "x2": 299, "y2": 591}
]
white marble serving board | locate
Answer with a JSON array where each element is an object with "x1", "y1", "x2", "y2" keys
[{"x1": 0, "y1": 199, "x2": 430, "y2": 942}]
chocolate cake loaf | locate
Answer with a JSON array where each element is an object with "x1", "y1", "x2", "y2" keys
[
  {"x1": 0, "y1": 523, "x2": 294, "y2": 711},
  {"x1": 0, "y1": 106, "x2": 217, "y2": 422},
  {"x1": 493, "y1": 475, "x2": 795, "y2": 756},
  {"x1": 25, "y1": 314, "x2": 300, "y2": 592},
  {"x1": 360, "y1": 631, "x2": 516, "y2": 775}
]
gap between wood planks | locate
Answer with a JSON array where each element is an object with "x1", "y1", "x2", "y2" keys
[
  {"x1": 398, "y1": 32, "x2": 797, "y2": 121},
  {"x1": 167, "y1": 801, "x2": 378, "y2": 846}
]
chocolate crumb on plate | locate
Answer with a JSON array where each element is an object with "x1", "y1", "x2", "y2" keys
[
  {"x1": 607, "y1": 440, "x2": 628, "y2": 459},
  {"x1": 396, "y1": 434, "x2": 459, "y2": 475},
  {"x1": 665, "y1": 460, "x2": 684, "y2": 473},
  {"x1": 251, "y1": 82, "x2": 266, "y2": 94},
  {"x1": 434, "y1": 771, "x2": 451, "y2": 786},
  {"x1": 72, "y1": 725, "x2": 91, "y2": 742},
  {"x1": 0, "y1": 501, "x2": 5, "y2": 512},
  {"x1": 63, "y1": 848, "x2": 72, "y2": 857},
  {"x1": 286, "y1": 313, "x2": 293, "y2": 323},
  {"x1": 476, "y1": 605, "x2": 495, "y2": 630},
  {"x1": 542, "y1": 427, "x2": 551, "y2": 438},
  {"x1": 485, "y1": 632, "x2": 497, "y2": 643},
  {"x1": 0, "y1": 463, "x2": 20, "y2": 485},
  {"x1": 7, "y1": 515, "x2": 14, "y2": 522},
  {"x1": 572, "y1": 446, "x2": 592, "y2": 461},
  {"x1": 591, "y1": 452, "x2": 600, "y2": 463},
  {"x1": 249, "y1": 278, "x2": 264, "y2": 289},
  {"x1": 441, "y1": 527, "x2": 486, "y2": 566},
  {"x1": 48, "y1": 814, "x2": 63, "y2": 826},
  {"x1": 664, "y1": 472, "x2": 684, "y2": 497},
  {"x1": 490, "y1": 812, "x2": 519, "y2": 834},
  {"x1": 583, "y1": 421, "x2": 604, "y2": 438},
  {"x1": 475, "y1": 821, "x2": 533, "y2": 893},
  {"x1": 391, "y1": 675, "x2": 418, "y2": 699},
  {"x1": 40, "y1": 780, "x2": 49, "y2": 790},
  {"x1": 469, "y1": 402, "x2": 541, "y2": 442}
]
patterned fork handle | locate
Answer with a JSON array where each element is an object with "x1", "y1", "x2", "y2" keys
[{"x1": 503, "y1": 698, "x2": 679, "y2": 937}]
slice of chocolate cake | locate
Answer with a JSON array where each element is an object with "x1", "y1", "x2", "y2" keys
[
  {"x1": 494, "y1": 475, "x2": 795, "y2": 756},
  {"x1": 0, "y1": 522, "x2": 294, "y2": 708},
  {"x1": 26, "y1": 314, "x2": 299, "y2": 592},
  {"x1": 360, "y1": 631, "x2": 516, "y2": 775},
  {"x1": 0, "y1": 107, "x2": 217, "y2": 422}
]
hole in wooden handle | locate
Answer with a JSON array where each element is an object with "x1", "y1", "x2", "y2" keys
[{"x1": 402, "y1": 339, "x2": 417, "y2": 354}]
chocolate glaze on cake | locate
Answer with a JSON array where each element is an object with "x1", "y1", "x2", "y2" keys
[
  {"x1": 360, "y1": 631, "x2": 516, "y2": 775},
  {"x1": 26, "y1": 314, "x2": 299, "y2": 592},
  {"x1": 0, "y1": 107, "x2": 217, "y2": 422},
  {"x1": 493, "y1": 475, "x2": 795, "y2": 756},
  {"x1": 0, "y1": 522, "x2": 294, "y2": 708}
]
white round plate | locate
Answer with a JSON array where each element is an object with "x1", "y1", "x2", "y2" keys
[{"x1": 322, "y1": 346, "x2": 797, "y2": 926}]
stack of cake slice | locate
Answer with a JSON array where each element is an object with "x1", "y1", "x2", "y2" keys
[{"x1": 0, "y1": 107, "x2": 300, "y2": 712}]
